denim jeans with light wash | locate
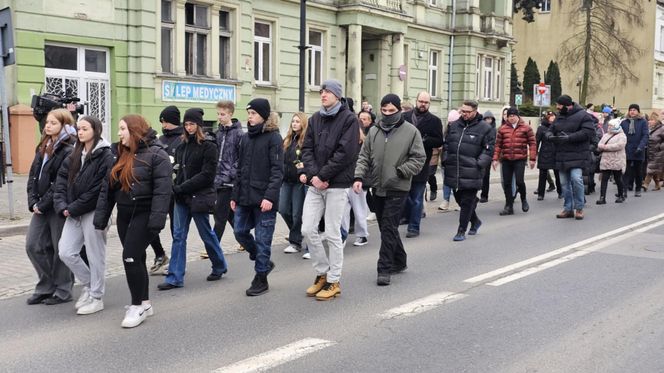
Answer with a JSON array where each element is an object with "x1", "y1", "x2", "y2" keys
[
  {"x1": 278, "y1": 182, "x2": 307, "y2": 247},
  {"x1": 403, "y1": 181, "x2": 427, "y2": 233},
  {"x1": 559, "y1": 167, "x2": 585, "y2": 211},
  {"x1": 440, "y1": 168, "x2": 453, "y2": 202},
  {"x1": 233, "y1": 205, "x2": 277, "y2": 274},
  {"x1": 165, "y1": 202, "x2": 228, "y2": 286}
]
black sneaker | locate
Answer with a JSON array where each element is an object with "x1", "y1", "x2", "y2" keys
[
  {"x1": 353, "y1": 237, "x2": 368, "y2": 246},
  {"x1": 390, "y1": 265, "x2": 408, "y2": 274},
  {"x1": 377, "y1": 274, "x2": 391, "y2": 286},
  {"x1": 206, "y1": 272, "x2": 223, "y2": 281},
  {"x1": 42, "y1": 295, "x2": 72, "y2": 305},
  {"x1": 26, "y1": 293, "x2": 52, "y2": 305},
  {"x1": 246, "y1": 274, "x2": 269, "y2": 296}
]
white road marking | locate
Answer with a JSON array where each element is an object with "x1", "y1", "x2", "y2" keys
[
  {"x1": 483, "y1": 218, "x2": 664, "y2": 286},
  {"x1": 464, "y1": 213, "x2": 664, "y2": 284},
  {"x1": 212, "y1": 338, "x2": 336, "y2": 373},
  {"x1": 379, "y1": 291, "x2": 468, "y2": 319}
]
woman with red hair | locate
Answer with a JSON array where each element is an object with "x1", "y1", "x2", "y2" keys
[{"x1": 94, "y1": 115, "x2": 172, "y2": 328}]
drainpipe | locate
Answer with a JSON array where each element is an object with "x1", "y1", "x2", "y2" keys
[{"x1": 446, "y1": 0, "x2": 457, "y2": 113}]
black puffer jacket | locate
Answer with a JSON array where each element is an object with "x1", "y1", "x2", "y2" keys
[
  {"x1": 536, "y1": 121, "x2": 556, "y2": 170},
  {"x1": 54, "y1": 139, "x2": 115, "y2": 217},
  {"x1": 404, "y1": 110, "x2": 444, "y2": 182},
  {"x1": 93, "y1": 129, "x2": 173, "y2": 231},
  {"x1": 283, "y1": 135, "x2": 303, "y2": 184},
  {"x1": 547, "y1": 104, "x2": 596, "y2": 171},
  {"x1": 172, "y1": 132, "x2": 218, "y2": 208},
  {"x1": 300, "y1": 101, "x2": 360, "y2": 188},
  {"x1": 27, "y1": 133, "x2": 76, "y2": 213},
  {"x1": 443, "y1": 113, "x2": 494, "y2": 190},
  {"x1": 159, "y1": 126, "x2": 184, "y2": 158},
  {"x1": 232, "y1": 115, "x2": 284, "y2": 208},
  {"x1": 214, "y1": 119, "x2": 243, "y2": 188}
]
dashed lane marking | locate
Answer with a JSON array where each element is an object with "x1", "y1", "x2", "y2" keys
[{"x1": 379, "y1": 291, "x2": 468, "y2": 320}]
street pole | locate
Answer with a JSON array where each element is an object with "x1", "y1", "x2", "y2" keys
[
  {"x1": 0, "y1": 34, "x2": 15, "y2": 219},
  {"x1": 297, "y1": 0, "x2": 307, "y2": 112}
]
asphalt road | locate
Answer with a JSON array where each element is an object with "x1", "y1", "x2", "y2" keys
[{"x1": 3, "y1": 185, "x2": 664, "y2": 373}]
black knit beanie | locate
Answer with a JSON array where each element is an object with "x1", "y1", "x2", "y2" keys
[
  {"x1": 246, "y1": 98, "x2": 271, "y2": 121},
  {"x1": 380, "y1": 93, "x2": 402, "y2": 111},
  {"x1": 628, "y1": 103, "x2": 640, "y2": 113},
  {"x1": 556, "y1": 95, "x2": 574, "y2": 106},
  {"x1": 183, "y1": 108, "x2": 204, "y2": 127},
  {"x1": 160, "y1": 105, "x2": 181, "y2": 126}
]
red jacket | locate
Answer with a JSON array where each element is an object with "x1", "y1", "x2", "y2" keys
[{"x1": 493, "y1": 120, "x2": 537, "y2": 161}]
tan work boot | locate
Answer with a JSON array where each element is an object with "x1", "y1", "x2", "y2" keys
[
  {"x1": 315, "y1": 282, "x2": 341, "y2": 301},
  {"x1": 306, "y1": 275, "x2": 327, "y2": 297}
]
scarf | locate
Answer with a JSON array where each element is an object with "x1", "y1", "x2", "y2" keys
[
  {"x1": 247, "y1": 122, "x2": 264, "y2": 137},
  {"x1": 40, "y1": 129, "x2": 70, "y2": 179},
  {"x1": 628, "y1": 118, "x2": 635, "y2": 135},
  {"x1": 320, "y1": 101, "x2": 342, "y2": 117}
]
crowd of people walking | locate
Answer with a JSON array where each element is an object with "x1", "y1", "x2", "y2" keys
[{"x1": 23, "y1": 81, "x2": 664, "y2": 328}]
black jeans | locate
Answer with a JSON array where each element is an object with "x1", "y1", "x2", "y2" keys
[
  {"x1": 481, "y1": 167, "x2": 491, "y2": 199},
  {"x1": 453, "y1": 189, "x2": 480, "y2": 233},
  {"x1": 428, "y1": 165, "x2": 438, "y2": 193},
  {"x1": 501, "y1": 160, "x2": 527, "y2": 204},
  {"x1": 149, "y1": 196, "x2": 174, "y2": 258},
  {"x1": 374, "y1": 193, "x2": 407, "y2": 274},
  {"x1": 623, "y1": 160, "x2": 644, "y2": 192},
  {"x1": 601, "y1": 170, "x2": 624, "y2": 198},
  {"x1": 117, "y1": 207, "x2": 154, "y2": 306},
  {"x1": 213, "y1": 187, "x2": 235, "y2": 242},
  {"x1": 537, "y1": 169, "x2": 561, "y2": 196}
]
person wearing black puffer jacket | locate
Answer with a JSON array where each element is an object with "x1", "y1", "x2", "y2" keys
[
  {"x1": 535, "y1": 112, "x2": 561, "y2": 200},
  {"x1": 55, "y1": 116, "x2": 114, "y2": 315},
  {"x1": 545, "y1": 94, "x2": 597, "y2": 220},
  {"x1": 232, "y1": 98, "x2": 283, "y2": 296},
  {"x1": 94, "y1": 114, "x2": 172, "y2": 328},
  {"x1": 443, "y1": 100, "x2": 494, "y2": 242},
  {"x1": 158, "y1": 108, "x2": 228, "y2": 291},
  {"x1": 25, "y1": 108, "x2": 77, "y2": 306}
]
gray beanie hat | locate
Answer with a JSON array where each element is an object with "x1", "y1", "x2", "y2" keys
[{"x1": 320, "y1": 79, "x2": 343, "y2": 99}]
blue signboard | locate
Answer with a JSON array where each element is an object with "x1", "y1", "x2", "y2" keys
[{"x1": 162, "y1": 80, "x2": 236, "y2": 103}]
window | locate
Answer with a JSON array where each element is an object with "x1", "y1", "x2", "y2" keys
[
  {"x1": 476, "y1": 54, "x2": 504, "y2": 101},
  {"x1": 185, "y1": 2, "x2": 209, "y2": 76},
  {"x1": 429, "y1": 0, "x2": 437, "y2": 6},
  {"x1": 161, "y1": 0, "x2": 174, "y2": 73},
  {"x1": 540, "y1": 0, "x2": 551, "y2": 12},
  {"x1": 660, "y1": 26, "x2": 664, "y2": 52},
  {"x1": 308, "y1": 30, "x2": 323, "y2": 87},
  {"x1": 254, "y1": 21, "x2": 272, "y2": 84},
  {"x1": 657, "y1": 73, "x2": 663, "y2": 97},
  {"x1": 428, "y1": 50, "x2": 439, "y2": 97},
  {"x1": 220, "y1": 10, "x2": 232, "y2": 79}
]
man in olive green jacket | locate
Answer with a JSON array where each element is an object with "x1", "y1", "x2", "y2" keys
[{"x1": 353, "y1": 93, "x2": 425, "y2": 286}]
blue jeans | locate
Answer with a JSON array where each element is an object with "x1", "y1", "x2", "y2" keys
[
  {"x1": 233, "y1": 206, "x2": 277, "y2": 274},
  {"x1": 404, "y1": 181, "x2": 426, "y2": 233},
  {"x1": 278, "y1": 182, "x2": 306, "y2": 247},
  {"x1": 165, "y1": 202, "x2": 228, "y2": 286},
  {"x1": 559, "y1": 168, "x2": 585, "y2": 211},
  {"x1": 440, "y1": 168, "x2": 452, "y2": 201}
]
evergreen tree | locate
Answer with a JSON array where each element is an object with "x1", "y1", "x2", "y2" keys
[
  {"x1": 510, "y1": 62, "x2": 521, "y2": 106},
  {"x1": 544, "y1": 60, "x2": 562, "y2": 102},
  {"x1": 522, "y1": 57, "x2": 541, "y2": 102},
  {"x1": 513, "y1": 0, "x2": 541, "y2": 23}
]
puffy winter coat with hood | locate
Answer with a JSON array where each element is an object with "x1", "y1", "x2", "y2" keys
[
  {"x1": 493, "y1": 118, "x2": 537, "y2": 161},
  {"x1": 173, "y1": 131, "x2": 219, "y2": 210},
  {"x1": 403, "y1": 110, "x2": 443, "y2": 182},
  {"x1": 536, "y1": 120, "x2": 556, "y2": 170},
  {"x1": 54, "y1": 139, "x2": 115, "y2": 217},
  {"x1": 547, "y1": 104, "x2": 596, "y2": 171},
  {"x1": 93, "y1": 129, "x2": 173, "y2": 231},
  {"x1": 232, "y1": 113, "x2": 284, "y2": 208},
  {"x1": 598, "y1": 131, "x2": 627, "y2": 172},
  {"x1": 647, "y1": 122, "x2": 664, "y2": 175},
  {"x1": 443, "y1": 113, "x2": 495, "y2": 190},
  {"x1": 27, "y1": 131, "x2": 76, "y2": 213},
  {"x1": 159, "y1": 126, "x2": 184, "y2": 158}
]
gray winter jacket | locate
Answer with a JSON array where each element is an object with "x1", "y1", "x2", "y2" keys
[{"x1": 354, "y1": 119, "x2": 425, "y2": 197}]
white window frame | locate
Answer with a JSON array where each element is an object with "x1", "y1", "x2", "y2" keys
[
  {"x1": 184, "y1": 2, "x2": 210, "y2": 76},
  {"x1": 307, "y1": 29, "x2": 324, "y2": 88},
  {"x1": 161, "y1": 0, "x2": 175, "y2": 74},
  {"x1": 219, "y1": 9, "x2": 232, "y2": 79},
  {"x1": 429, "y1": 0, "x2": 437, "y2": 6},
  {"x1": 254, "y1": 21, "x2": 273, "y2": 84},
  {"x1": 476, "y1": 54, "x2": 504, "y2": 101},
  {"x1": 540, "y1": 0, "x2": 551, "y2": 12},
  {"x1": 475, "y1": 55, "x2": 481, "y2": 98},
  {"x1": 428, "y1": 50, "x2": 439, "y2": 98},
  {"x1": 483, "y1": 57, "x2": 493, "y2": 100}
]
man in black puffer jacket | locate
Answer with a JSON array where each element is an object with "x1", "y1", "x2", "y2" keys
[
  {"x1": 545, "y1": 94, "x2": 596, "y2": 220},
  {"x1": 443, "y1": 100, "x2": 494, "y2": 242},
  {"x1": 231, "y1": 98, "x2": 283, "y2": 296}
]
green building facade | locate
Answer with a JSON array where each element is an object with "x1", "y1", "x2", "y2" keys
[{"x1": 1, "y1": 0, "x2": 513, "y2": 144}]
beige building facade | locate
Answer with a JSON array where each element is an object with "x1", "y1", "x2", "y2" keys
[{"x1": 513, "y1": 0, "x2": 660, "y2": 112}]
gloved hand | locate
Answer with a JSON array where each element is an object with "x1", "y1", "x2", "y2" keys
[
  {"x1": 635, "y1": 148, "x2": 644, "y2": 155},
  {"x1": 173, "y1": 185, "x2": 183, "y2": 195},
  {"x1": 550, "y1": 133, "x2": 570, "y2": 144},
  {"x1": 544, "y1": 132, "x2": 555, "y2": 141}
]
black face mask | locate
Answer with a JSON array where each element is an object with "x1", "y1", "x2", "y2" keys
[
  {"x1": 381, "y1": 111, "x2": 402, "y2": 126},
  {"x1": 559, "y1": 106, "x2": 569, "y2": 115}
]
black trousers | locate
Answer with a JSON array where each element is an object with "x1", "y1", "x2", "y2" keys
[
  {"x1": 213, "y1": 187, "x2": 235, "y2": 242},
  {"x1": 601, "y1": 170, "x2": 624, "y2": 198},
  {"x1": 374, "y1": 194, "x2": 407, "y2": 274},
  {"x1": 453, "y1": 188, "x2": 480, "y2": 232},
  {"x1": 117, "y1": 207, "x2": 154, "y2": 306},
  {"x1": 149, "y1": 196, "x2": 174, "y2": 258},
  {"x1": 481, "y1": 167, "x2": 491, "y2": 199},
  {"x1": 501, "y1": 159, "x2": 527, "y2": 204},
  {"x1": 623, "y1": 160, "x2": 644, "y2": 192},
  {"x1": 537, "y1": 169, "x2": 561, "y2": 196},
  {"x1": 428, "y1": 165, "x2": 438, "y2": 193}
]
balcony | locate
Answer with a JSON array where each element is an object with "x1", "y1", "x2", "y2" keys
[{"x1": 336, "y1": 0, "x2": 405, "y2": 14}]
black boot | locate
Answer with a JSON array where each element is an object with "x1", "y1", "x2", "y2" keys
[
  {"x1": 499, "y1": 204, "x2": 514, "y2": 216},
  {"x1": 521, "y1": 199, "x2": 530, "y2": 212},
  {"x1": 596, "y1": 196, "x2": 606, "y2": 205},
  {"x1": 246, "y1": 273, "x2": 269, "y2": 296}
]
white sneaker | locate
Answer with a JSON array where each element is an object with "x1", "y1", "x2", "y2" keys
[
  {"x1": 283, "y1": 244, "x2": 301, "y2": 253},
  {"x1": 353, "y1": 237, "x2": 368, "y2": 246},
  {"x1": 451, "y1": 202, "x2": 461, "y2": 211},
  {"x1": 366, "y1": 212, "x2": 377, "y2": 221},
  {"x1": 121, "y1": 305, "x2": 147, "y2": 328},
  {"x1": 75, "y1": 288, "x2": 91, "y2": 309},
  {"x1": 438, "y1": 200, "x2": 450, "y2": 211},
  {"x1": 77, "y1": 298, "x2": 104, "y2": 315},
  {"x1": 143, "y1": 303, "x2": 154, "y2": 317},
  {"x1": 302, "y1": 252, "x2": 311, "y2": 259}
]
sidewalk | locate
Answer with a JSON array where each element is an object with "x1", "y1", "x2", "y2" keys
[{"x1": 0, "y1": 168, "x2": 540, "y2": 300}]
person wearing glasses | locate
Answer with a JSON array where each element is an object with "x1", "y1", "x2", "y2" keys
[{"x1": 443, "y1": 100, "x2": 494, "y2": 242}]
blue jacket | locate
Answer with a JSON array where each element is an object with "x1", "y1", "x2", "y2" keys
[{"x1": 620, "y1": 117, "x2": 649, "y2": 161}]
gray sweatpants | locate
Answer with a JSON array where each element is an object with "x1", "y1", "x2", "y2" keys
[
  {"x1": 25, "y1": 211, "x2": 73, "y2": 299},
  {"x1": 59, "y1": 211, "x2": 108, "y2": 299},
  {"x1": 342, "y1": 188, "x2": 369, "y2": 238},
  {"x1": 301, "y1": 187, "x2": 347, "y2": 283}
]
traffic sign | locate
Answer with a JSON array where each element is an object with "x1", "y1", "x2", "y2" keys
[
  {"x1": 515, "y1": 94, "x2": 523, "y2": 106},
  {"x1": 533, "y1": 83, "x2": 551, "y2": 107}
]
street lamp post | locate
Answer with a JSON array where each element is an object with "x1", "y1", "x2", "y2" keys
[{"x1": 298, "y1": 0, "x2": 307, "y2": 112}]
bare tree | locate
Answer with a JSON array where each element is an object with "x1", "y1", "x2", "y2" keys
[{"x1": 556, "y1": 0, "x2": 644, "y2": 104}]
